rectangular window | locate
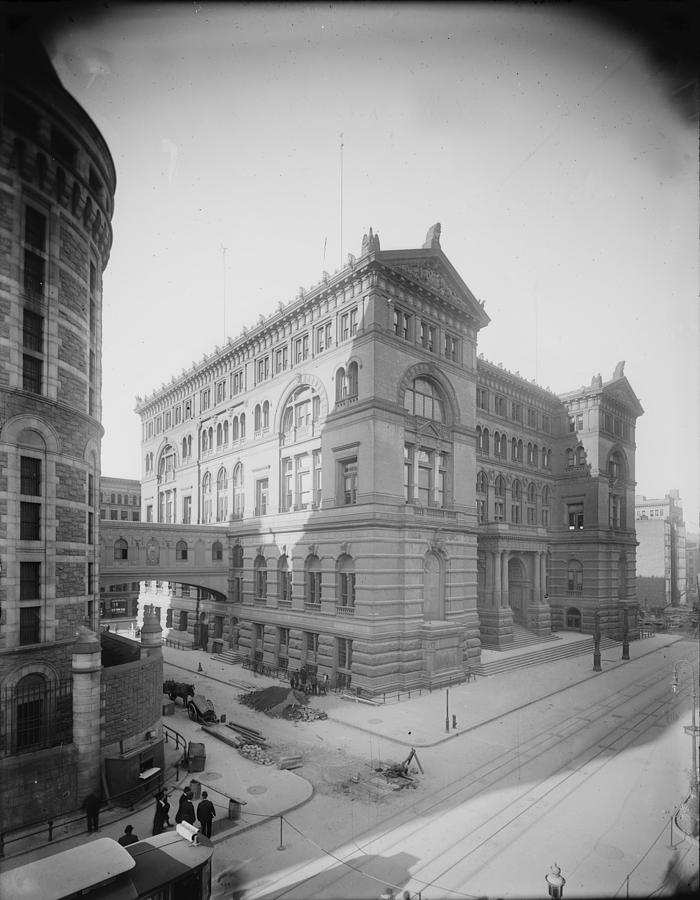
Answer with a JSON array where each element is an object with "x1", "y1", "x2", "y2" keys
[
  {"x1": 494, "y1": 499, "x2": 504, "y2": 522},
  {"x1": 511, "y1": 502, "x2": 521, "y2": 524},
  {"x1": 20, "y1": 502, "x2": 41, "y2": 539},
  {"x1": 51, "y1": 127, "x2": 77, "y2": 166},
  {"x1": 23, "y1": 309, "x2": 44, "y2": 353},
  {"x1": 281, "y1": 457, "x2": 293, "y2": 511},
  {"x1": 174, "y1": 405, "x2": 182, "y2": 425},
  {"x1": 476, "y1": 388, "x2": 488, "y2": 410},
  {"x1": 184, "y1": 399, "x2": 193, "y2": 419},
  {"x1": 274, "y1": 347, "x2": 287, "y2": 374},
  {"x1": 164, "y1": 410, "x2": 172, "y2": 430},
  {"x1": 567, "y1": 503, "x2": 584, "y2": 531},
  {"x1": 21, "y1": 456, "x2": 41, "y2": 495},
  {"x1": 257, "y1": 356, "x2": 270, "y2": 381},
  {"x1": 110, "y1": 509, "x2": 118, "y2": 520},
  {"x1": 527, "y1": 408, "x2": 537, "y2": 428},
  {"x1": 315, "y1": 322, "x2": 333, "y2": 353},
  {"x1": 23, "y1": 353, "x2": 42, "y2": 394},
  {"x1": 132, "y1": 511, "x2": 140, "y2": 521},
  {"x1": 542, "y1": 507, "x2": 549, "y2": 527},
  {"x1": 200, "y1": 388, "x2": 211, "y2": 411},
  {"x1": 294, "y1": 335, "x2": 309, "y2": 364},
  {"x1": 120, "y1": 509, "x2": 128, "y2": 520},
  {"x1": 216, "y1": 380, "x2": 226, "y2": 404},
  {"x1": 393, "y1": 308, "x2": 412, "y2": 341},
  {"x1": 527, "y1": 506, "x2": 536, "y2": 525},
  {"x1": 512, "y1": 402, "x2": 522, "y2": 423},
  {"x1": 232, "y1": 371, "x2": 244, "y2": 394},
  {"x1": 25, "y1": 206, "x2": 47, "y2": 250},
  {"x1": 403, "y1": 445, "x2": 413, "y2": 502},
  {"x1": 88, "y1": 511, "x2": 94, "y2": 544},
  {"x1": 313, "y1": 449, "x2": 322, "y2": 507},
  {"x1": 337, "y1": 637, "x2": 353, "y2": 670},
  {"x1": 20, "y1": 561, "x2": 41, "y2": 601},
  {"x1": 19, "y1": 606, "x2": 41, "y2": 645},
  {"x1": 341, "y1": 458, "x2": 358, "y2": 505},
  {"x1": 541, "y1": 414, "x2": 550, "y2": 434},
  {"x1": 420, "y1": 321, "x2": 436, "y2": 352},
  {"x1": 87, "y1": 473, "x2": 94, "y2": 508},
  {"x1": 494, "y1": 394, "x2": 506, "y2": 417},
  {"x1": 444, "y1": 334, "x2": 458, "y2": 361},
  {"x1": 255, "y1": 478, "x2": 269, "y2": 516},
  {"x1": 182, "y1": 495, "x2": 192, "y2": 524},
  {"x1": 88, "y1": 562, "x2": 94, "y2": 596},
  {"x1": 23, "y1": 249, "x2": 45, "y2": 296}
]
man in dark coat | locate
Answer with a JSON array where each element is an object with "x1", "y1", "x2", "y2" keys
[
  {"x1": 118, "y1": 825, "x2": 139, "y2": 846},
  {"x1": 83, "y1": 792, "x2": 101, "y2": 833},
  {"x1": 175, "y1": 787, "x2": 195, "y2": 825},
  {"x1": 152, "y1": 790, "x2": 172, "y2": 835},
  {"x1": 196, "y1": 791, "x2": 216, "y2": 838}
]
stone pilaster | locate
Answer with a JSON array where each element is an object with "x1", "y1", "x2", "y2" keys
[{"x1": 71, "y1": 627, "x2": 103, "y2": 801}]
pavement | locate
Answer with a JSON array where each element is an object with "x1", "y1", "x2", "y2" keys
[{"x1": 1, "y1": 629, "x2": 695, "y2": 877}]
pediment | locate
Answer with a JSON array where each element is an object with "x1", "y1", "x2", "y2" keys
[
  {"x1": 602, "y1": 377, "x2": 644, "y2": 417},
  {"x1": 378, "y1": 250, "x2": 490, "y2": 329}
]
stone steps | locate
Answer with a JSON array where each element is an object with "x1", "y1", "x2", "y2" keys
[
  {"x1": 481, "y1": 624, "x2": 561, "y2": 652},
  {"x1": 475, "y1": 635, "x2": 619, "y2": 677},
  {"x1": 213, "y1": 648, "x2": 245, "y2": 665}
]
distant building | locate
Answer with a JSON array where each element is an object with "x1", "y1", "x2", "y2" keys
[
  {"x1": 135, "y1": 225, "x2": 644, "y2": 695},
  {"x1": 99, "y1": 477, "x2": 141, "y2": 634},
  {"x1": 684, "y1": 534, "x2": 698, "y2": 605},
  {"x1": 0, "y1": 23, "x2": 162, "y2": 833},
  {"x1": 635, "y1": 490, "x2": 688, "y2": 607}
]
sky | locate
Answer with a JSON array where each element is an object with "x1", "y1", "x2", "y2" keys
[{"x1": 40, "y1": 2, "x2": 699, "y2": 529}]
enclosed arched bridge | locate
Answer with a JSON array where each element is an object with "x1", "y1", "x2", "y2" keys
[{"x1": 99, "y1": 521, "x2": 230, "y2": 598}]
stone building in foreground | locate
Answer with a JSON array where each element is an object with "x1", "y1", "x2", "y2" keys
[
  {"x1": 136, "y1": 224, "x2": 644, "y2": 696},
  {"x1": 0, "y1": 23, "x2": 163, "y2": 832}
]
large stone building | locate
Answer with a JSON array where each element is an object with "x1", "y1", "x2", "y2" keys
[
  {"x1": 136, "y1": 225, "x2": 643, "y2": 696},
  {"x1": 99, "y1": 477, "x2": 141, "y2": 634},
  {"x1": 635, "y1": 489, "x2": 689, "y2": 608},
  {"x1": 0, "y1": 23, "x2": 163, "y2": 833}
]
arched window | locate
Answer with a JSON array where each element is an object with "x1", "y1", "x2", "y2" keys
[
  {"x1": 336, "y1": 554, "x2": 355, "y2": 608},
  {"x1": 532, "y1": 444, "x2": 538, "y2": 467},
  {"x1": 517, "y1": 439, "x2": 523, "y2": 462},
  {"x1": 567, "y1": 559, "x2": 583, "y2": 592},
  {"x1": 217, "y1": 423, "x2": 222, "y2": 447},
  {"x1": 263, "y1": 400, "x2": 270, "y2": 428},
  {"x1": 202, "y1": 471, "x2": 212, "y2": 523},
  {"x1": 511, "y1": 480, "x2": 522, "y2": 523},
  {"x1": 202, "y1": 430, "x2": 208, "y2": 453},
  {"x1": 182, "y1": 437, "x2": 188, "y2": 460},
  {"x1": 216, "y1": 467, "x2": 228, "y2": 522},
  {"x1": 482, "y1": 427, "x2": 490, "y2": 454},
  {"x1": 240, "y1": 413, "x2": 246, "y2": 439},
  {"x1": 403, "y1": 377, "x2": 445, "y2": 422},
  {"x1": 223, "y1": 420, "x2": 229, "y2": 445},
  {"x1": 254, "y1": 404, "x2": 262, "y2": 432},
  {"x1": 494, "y1": 475, "x2": 505, "y2": 522},
  {"x1": 208, "y1": 426, "x2": 213, "y2": 448},
  {"x1": 512, "y1": 437, "x2": 518, "y2": 461},
  {"x1": 566, "y1": 448, "x2": 575, "y2": 467},
  {"x1": 278, "y1": 554, "x2": 292, "y2": 604},
  {"x1": 576, "y1": 445, "x2": 586, "y2": 466},
  {"x1": 158, "y1": 445, "x2": 176, "y2": 480},
  {"x1": 335, "y1": 367, "x2": 346, "y2": 402},
  {"x1": 254, "y1": 554, "x2": 267, "y2": 599},
  {"x1": 348, "y1": 362, "x2": 358, "y2": 398},
  {"x1": 232, "y1": 544, "x2": 243, "y2": 568},
  {"x1": 527, "y1": 482, "x2": 536, "y2": 503},
  {"x1": 114, "y1": 538, "x2": 128, "y2": 560},
  {"x1": 232, "y1": 416, "x2": 239, "y2": 441},
  {"x1": 233, "y1": 463, "x2": 244, "y2": 519},
  {"x1": 608, "y1": 451, "x2": 625, "y2": 528},
  {"x1": 282, "y1": 385, "x2": 319, "y2": 442},
  {"x1": 476, "y1": 426, "x2": 482, "y2": 451},
  {"x1": 15, "y1": 673, "x2": 48, "y2": 751},
  {"x1": 305, "y1": 554, "x2": 322, "y2": 605},
  {"x1": 212, "y1": 541, "x2": 223, "y2": 561},
  {"x1": 179, "y1": 611, "x2": 188, "y2": 631},
  {"x1": 176, "y1": 540, "x2": 188, "y2": 561},
  {"x1": 476, "y1": 471, "x2": 488, "y2": 523},
  {"x1": 541, "y1": 485, "x2": 550, "y2": 527},
  {"x1": 527, "y1": 442, "x2": 533, "y2": 464}
]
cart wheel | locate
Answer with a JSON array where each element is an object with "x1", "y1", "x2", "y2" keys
[{"x1": 187, "y1": 702, "x2": 197, "y2": 721}]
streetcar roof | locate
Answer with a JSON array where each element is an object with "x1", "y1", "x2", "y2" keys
[{"x1": 0, "y1": 838, "x2": 135, "y2": 900}]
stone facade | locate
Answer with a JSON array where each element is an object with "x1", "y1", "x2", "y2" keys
[
  {"x1": 0, "y1": 26, "x2": 154, "y2": 835},
  {"x1": 135, "y1": 226, "x2": 644, "y2": 695}
]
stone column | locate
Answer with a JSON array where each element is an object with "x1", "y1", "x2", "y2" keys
[
  {"x1": 493, "y1": 550, "x2": 501, "y2": 608},
  {"x1": 501, "y1": 552, "x2": 509, "y2": 608},
  {"x1": 140, "y1": 610, "x2": 163, "y2": 660},
  {"x1": 534, "y1": 551, "x2": 541, "y2": 600},
  {"x1": 541, "y1": 553, "x2": 547, "y2": 596},
  {"x1": 72, "y1": 628, "x2": 103, "y2": 801}
]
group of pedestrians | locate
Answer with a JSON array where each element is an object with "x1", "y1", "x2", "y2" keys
[
  {"x1": 289, "y1": 668, "x2": 329, "y2": 695},
  {"x1": 170, "y1": 786, "x2": 217, "y2": 838}
]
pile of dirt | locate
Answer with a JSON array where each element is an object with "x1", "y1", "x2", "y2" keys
[{"x1": 239, "y1": 686, "x2": 309, "y2": 717}]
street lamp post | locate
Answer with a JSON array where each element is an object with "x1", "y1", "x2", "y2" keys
[
  {"x1": 545, "y1": 862, "x2": 566, "y2": 899},
  {"x1": 672, "y1": 660, "x2": 699, "y2": 805},
  {"x1": 592, "y1": 611, "x2": 602, "y2": 672}
]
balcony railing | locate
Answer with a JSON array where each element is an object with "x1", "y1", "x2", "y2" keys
[{"x1": 336, "y1": 605, "x2": 355, "y2": 616}]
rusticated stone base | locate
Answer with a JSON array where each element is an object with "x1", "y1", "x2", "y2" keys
[
  {"x1": 526, "y1": 603, "x2": 552, "y2": 636},
  {"x1": 477, "y1": 607, "x2": 514, "y2": 648}
]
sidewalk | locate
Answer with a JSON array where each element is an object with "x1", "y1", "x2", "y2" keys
[{"x1": 1, "y1": 631, "x2": 692, "y2": 874}]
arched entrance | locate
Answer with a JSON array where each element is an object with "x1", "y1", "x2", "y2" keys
[
  {"x1": 508, "y1": 557, "x2": 527, "y2": 624},
  {"x1": 566, "y1": 607, "x2": 582, "y2": 630}
]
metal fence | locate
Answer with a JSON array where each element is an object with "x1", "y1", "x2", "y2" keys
[{"x1": 0, "y1": 679, "x2": 73, "y2": 757}]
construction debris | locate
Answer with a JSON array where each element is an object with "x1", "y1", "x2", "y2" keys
[
  {"x1": 237, "y1": 743, "x2": 275, "y2": 765},
  {"x1": 238, "y1": 686, "x2": 328, "y2": 722},
  {"x1": 284, "y1": 706, "x2": 327, "y2": 722},
  {"x1": 277, "y1": 754, "x2": 303, "y2": 770},
  {"x1": 225, "y1": 720, "x2": 268, "y2": 746},
  {"x1": 378, "y1": 748, "x2": 423, "y2": 789}
]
